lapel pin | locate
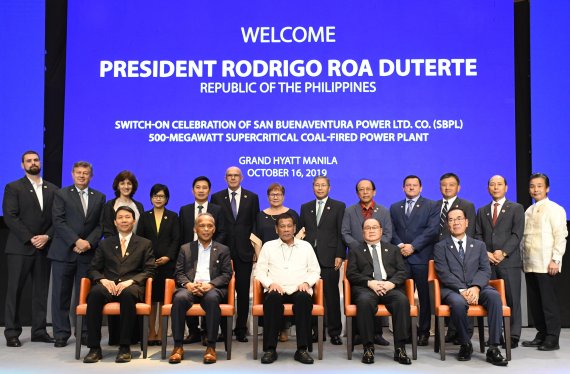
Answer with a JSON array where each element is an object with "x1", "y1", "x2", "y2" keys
[
  {"x1": 502, "y1": 210, "x2": 506, "y2": 213},
  {"x1": 310, "y1": 210, "x2": 314, "y2": 213},
  {"x1": 126, "y1": 252, "x2": 129, "y2": 256},
  {"x1": 327, "y1": 206, "x2": 330, "y2": 210},
  {"x1": 417, "y1": 204, "x2": 421, "y2": 207},
  {"x1": 43, "y1": 185, "x2": 47, "y2": 189},
  {"x1": 115, "y1": 246, "x2": 119, "y2": 249},
  {"x1": 244, "y1": 195, "x2": 248, "y2": 198},
  {"x1": 216, "y1": 260, "x2": 219, "y2": 263},
  {"x1": 374, "y1": 208, "x2": 378, "y2": 212},
  {"x1": 224, "y1": 196, "x2": 227, "y2": 199},
  {"x1": 30, "y1": 189, "x2": 33, "y2": 192},
  {"x1": 486, "y1": 213, "x2": 490, "y2": 216},
  {"x1": 449, "y1": 245, "x2": 454, "y2": 249},
  {"x1": 363, "y1": 249, "x2": 367, "y2": 252},
  {"x1": 400, "y1": 205, "x2": 404, "y2": 209},
  {"x1": 384, "y1": 248, "x2": 388, "y2": 252},
  {"x1": 470, "y1": 244, "x2": 473, "y2": 248},
  {"x1": 164, "y1": 216, "x2": 168, "y2": 220}
]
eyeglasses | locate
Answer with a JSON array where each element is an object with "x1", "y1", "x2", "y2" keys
[
  {"x1": 152, "y1": 194, "x2": 167, "y2": 200},
  {"x1": 363, "y1": 226, "x2": 381, "y2": 231},
  {"x1": 448, "y1": 217, "x2": 466, "y2": 223},
  {"x1": 314, "y1": 184, "x2": 329, "y2": 188},
  {"x1": 269, "y1": 193, "x2": 283, "y2": 198},
  {"x1": 358, "y1": 188, "x2": 373, "y2": 193},
  {"x1": 226, "y1": 174, "x2": 240, "y2": 178}
]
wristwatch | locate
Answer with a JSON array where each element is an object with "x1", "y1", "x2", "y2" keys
[
  {"x1": 553, "y1": 259, "x2": 561, "y2": 265},
  {"x1": 502, "y1": 251, "x2": 508, "y2": 258}
]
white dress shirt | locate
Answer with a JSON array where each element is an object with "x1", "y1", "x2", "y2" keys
[
  {"x1": 195, "y1": 241, "x2": 212, "y2": 282},
  {"x1": 522, "y1": 198, "x2": 568, "y2": 273},
  {"x1": 27, "y1": 176, "x2": 44, "y2": 211},
  {"x1": 255, "y1": 238, "x2": 321, "y2": 295},
  {"x1": 227, "y1": 186, "x2": 242, "y2": 212}
]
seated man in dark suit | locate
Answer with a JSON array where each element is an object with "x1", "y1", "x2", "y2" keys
[
  {"x1": 83, "y1": 206, "x2": 155, "y2": 363},
  {"x1": 434, "y1": 207, "x2": 508, "y2": 366},
  {"x1": 346, "y1": 218, "x2": 411, "y2": 365},
  {"x1": 168, "y1": 213, "x2": 232, "y2": 364}
]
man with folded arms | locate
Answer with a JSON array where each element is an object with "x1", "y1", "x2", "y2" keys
[
  {"x1": 82, "y1": 206, "x2": 155, "y2": 363},
  {"x1": 255, "y1": 212, "x2": 321, "y2": 364},
  {"x1": 346, "y1": 218, "x2": 411, "y2": 365},
  {"x1": 168, "y1": 213, "x2": 232, "y2": 364},
  {"x1": 434, "y1": 208, "x2": 508, "y2": 366}
]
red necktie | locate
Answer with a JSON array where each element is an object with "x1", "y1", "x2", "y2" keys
[{"x1": 492, "y1": 202, "x2": 499, "y2": 226}]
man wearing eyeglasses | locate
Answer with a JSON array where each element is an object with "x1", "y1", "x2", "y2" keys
[
  {"x1": 342, "y1": 178, "x2": 393, "y2": 346},
  {"x1": 434, "y1": 207, "x2": 508, "y2": 366},
  {"x1": 346, "y1": 218, "x2": 411, "y2": 365},
  {"x1": 299, "y1": 176, "x2": 346, "y2": 346}
]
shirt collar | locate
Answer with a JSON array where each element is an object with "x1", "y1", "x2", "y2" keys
[
  {"x1": 451, "y1": 234, "x2": 467, "y2": 247},
  {"x1": 443, "y1": 196, "x2": 457, "y2": 207},
  {"x1": 278, "y1": 237, "x2": 298, "y2": 247},
  {"x1": 75, "y1": 185, "x2": 89, "y2": 193},
  {"x1": 360, "y1": 200, "x2": 375, "y2": 210},
  {"x1": 26, "y1": 175, "x2": 43, "y2": 188},
  {"x1": 492, "y1": 197, "x2": 506, "y2": 205},
  {"x1": 198, "y1": 240, "x2": 213, "y2": 251},
  {"x1": 535, "y1": 197, "x2": 549, "y2": 207},
  {"x1": 407, "y1": 195, "x2": 420, "y2": 204},
  {"x1": 119, "y1": 232, "x2": 133, "y2": 243},
  {"x1": 228, "y1": 186, "x2": 242, "y2": 196}
]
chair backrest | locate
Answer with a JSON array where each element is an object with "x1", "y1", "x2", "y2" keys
[
  {"x1": 79, "y1": 277, "x2": 153, "y2": 305},
  {"x1": 252, "y1": 277, "x2": 323, "y2": 306}
]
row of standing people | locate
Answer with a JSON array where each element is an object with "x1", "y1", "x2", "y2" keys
[{"x1": 3, "y1": 151, "x2": 567, "y2": 363}]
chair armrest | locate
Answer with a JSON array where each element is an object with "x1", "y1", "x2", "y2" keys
[
  {"x1": 313, "y1": 279, "x2": 323, "y2": 306},
  {"x1": 489, "y1": 279, "x2": 507, "y2": 306},
  {"x1": 343, "y1": 278, "x2": 352, "y2": 306},
  {"x1": 405, "y1": 279, "x2": 415, "y2": 306},
  {"x1": 227, "y1": 273, "x2": 236, "y2": 305},
  {"x1": 252, "y1": 277, "x2": 264, "y2": 305},
  {"x1": 79, "y1": 278, "x2": 91, "y2": 305}
]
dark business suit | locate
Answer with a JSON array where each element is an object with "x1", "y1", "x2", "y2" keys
[
  {"x1": 475, "y1": 200, "x2": 524, "y2": 340},
  {"x1": 2, "y1": 177, "x2": 57, "y2": 340},
  {"x1": 136, "y1": 208, "x2": 180, "y2": 302},
  {"x1": 300, "y1": 197, "x2": 346, "y2": 337},
  {"x1": 211, "y1": 187, "x2": 259, "y2": 336},
  {"x1": 347, "y1": 241, "x2": 410, "y2": 347},
  {"x1": 101, "y1": 198, "x2": 145, "y2": 238},
  {"x1": 171, "y1": 241, "x2": 232, "y2": 346},
  {"x1": 434, "y1": 236, "x2": 504, "y2": 346},
  {"x1": 48, "y1": 185, "x2": 106, "y2": 341},
  {"x1": 390, "y1": 196, "x2": 439, "y2": 335},
  {"x1": 179, "y1": 202, "x2": 226, "y2": 245},
  {"x1": 437, "y1": 197, "x2": 476, "y2": 242},
  {"x1": 86, "y1": 234, "x2": 155, "y2": 347},
  {"x1": 342, "y1": 202, "x2": 393, "y2": 251}
]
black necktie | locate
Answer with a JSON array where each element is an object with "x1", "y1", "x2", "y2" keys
[
  {"x1": 371, "y1": 244, "x2": 383, "y2": 280},
  {"x1": 198, "y1": 205, "x2": 203, "y2": 214},
  {"x1": 440, "y1": 200, "x2": 448, "y2": 231},
  {"x1": 458, "y1": 240, "x2": 465, "y2": 262}
]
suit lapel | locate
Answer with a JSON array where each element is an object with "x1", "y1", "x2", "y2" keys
[
  {"x1": 190, "y1": 242, "x2": 199, "y2": 281},
  {"x1": 21, "y1": 177, "x2": 43, "y2": 212},
  {"x1": 464, "y1": 238, "x2": 477, "y2": 266},
  {"x1": 237, "y1": 190, "x2": 251, "y2": 221},
  {"x1": 495, "y1": 201, "x2": 510, "y2": 227},
  {"x1": 362, "y1": 244, "x2": 374, "y2": 266},
  {"x1": 209, "y1": 243, "x2": 219, "y2": 278},
  {"x1": 221, "y1": 192, "x2": 235, "y2": 223},
  {"x1": 447, "y1": 238, "x2": 463, "y2": 266},
  {"x1": 69, "y1": 187, "x2": 86, "y2": 218}
]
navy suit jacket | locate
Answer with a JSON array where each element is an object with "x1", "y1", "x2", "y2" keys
[
  {"x1": 2, "y1": 177, "x2": 57, "y2": 256},
  {"x1": 433, "y1": 236, "x2": 492, "y2": 300},
  {"x1": 211, "y1": 188, "x2": 260, "y2": 263},
  {"x1": 390, "y1": 196, "x2": 439, "y2": 265},
  {"x1": 299, "y1": 197, "x2": 346, "y2": 267},
  {"x1": 49, "y1": 185, "x2": 106, "y2": 264},
  {"x1": 174, "y1": 241, "x2": 232, "y2": 295},
  {"x1": 342, "y1": 202, "x2": 393, "y2": 251},
  {"x1": 436, "y1": 197, "x2": 476, "y2": 242},
  {"x1": 179, "y1": 202, "x2": 226, "y2": 245},
  {"x1": 346, "y1": 241, "x2": 408, "y2": 290},
  {"x1": 474, "y1": 199, "x2": 524, "y2": 269}
]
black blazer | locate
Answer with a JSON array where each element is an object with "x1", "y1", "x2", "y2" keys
[
  {"x1": 474, "y1": 200, "x2": 524, "y2": 268},
  {"x1": 179, "y1": 202, "x2": 226, "y2": 245},
  {"x1": 88, "y1": 234, "x2": 155, "y2": 290},
  {"x1": 101, "y1": 198, "x2": 145, "y2": 238},
  {"x1": 211, "y1": 188, "x2": 260, "y2": 263},
  {"x1": 174, "y1": 241, "x2": 232, "y2": 294},
  {"x1": 436, "y1": 197, "x2": 476, "y2": 242},
  {"x1": 2, "y1": 177, "x2": 57, "y2": 256},
  {"x1": 136, "y1": 208, "x2": 180, "y2": 262},
  {"x1": 49, "y1": 185, "x2": 106, "y2": 264},
  {"x1": 299, "y1": 197, "x2": 346, "y2": 267},
  {"x1": 347, "y1": 241, "x2": 408, "y2": 290}
]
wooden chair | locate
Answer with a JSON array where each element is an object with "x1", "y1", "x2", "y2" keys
[
  {"x1": 75, "y1": 277, "x2": 153, "y2": 359},
  {"x1": 428, "y1": 260, "x2": 512, "y2": 361},
  {"x1": 160, "y1": 273, "x2": 235, "y2": 360},
  {"x1": 342, "y1": 260, "x2": 418, "y2": 360},
  {"x1": 251, "y1": 278, "x2": 324, "y2": 360}
]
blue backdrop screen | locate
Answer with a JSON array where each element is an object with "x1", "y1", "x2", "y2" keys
[{"x1": 64, "y1": 0, "x2": 515, "y2": 212}]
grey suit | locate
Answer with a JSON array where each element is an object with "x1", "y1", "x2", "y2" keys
[
  {"x1": 342, "y1": 202, "x2": 392, "y2": 251},
  {"x1": 171, "y1": 241, "x2": 232, "y2": 347},
  {"x1": 475, "y1": 200, "x2": 524, "y2": 339},
  {"x1": 434, "y1": 236, "x2": 504, "y2": 346}
]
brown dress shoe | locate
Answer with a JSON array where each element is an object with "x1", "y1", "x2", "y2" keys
[
  {"x1": 203, "y1": 347, "x2": 217, "y2": 364},
  {"x1": 169, "y1": 347, "x2": 184, "y2": 364}
]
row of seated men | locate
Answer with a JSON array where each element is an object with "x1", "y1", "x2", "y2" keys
[{"x1": 3, "y1": 151, "x2": 567, "y2": 365}]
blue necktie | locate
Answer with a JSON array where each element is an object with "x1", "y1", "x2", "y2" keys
[
  {"x1": 231, "y1": 192, "x2": 237, "y2": 219},
  {"x1": 405, "y1": 199, "x2": 413, "y2": 217},
  {"x1": 458, "y1": 240, "x2": 465, "y2": 262}
]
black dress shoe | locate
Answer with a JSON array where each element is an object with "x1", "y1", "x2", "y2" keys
[
  {"x1": 6, "y1": 337, "x2": 22, "y2": 347},
  {"x1": 83, "y1": 347, "x2": 103, "y2": 363},
  {"x1": 374, "y1": 334, "x2": 390, "y2": 346},
  {"x1": 538, "y1": 341, "x2": 560, "y2": 351},
  {"x1": 458, "y1": 343, "x2": 473, "y2": 361},
  {"x1": 235, "y1": 331, "x2": 248, "y2": 343},
  {"x1": 394, "y1": 347, "x2": 412, "y2": 365},
  {"x1": 486, "y1": 347, "x2": 508, "y2": 366},
  {"x1": 502, "y1": 337, "x2": 518, "y2": 349},
  {"x1": 115, "y1": 345, "x2": 132, "y2": 363},
  {"x1": 31, "y1": 334, "x2": 55, "y2": 343},
  {"x1": 261, "y1": 349, "x2": 277, "y2": 364},
  {"x1": 361, "y1": 346, "x2": 374, "y2": 364},
  {"x1": 522, "y1": 337, "x2": 544, "y2": 347},
  {"x1": 54, "y1": 338, "x2": 68, "y2": 348},
  {"x1": 417, "y1": 334, "x2": 429, "y2": 346},
  {"x1": 330, "y1": 335, "x2": 342, "y2": 345},
  {"x1": 294, "y1": 349, "x2": 314, "y2": 364}
]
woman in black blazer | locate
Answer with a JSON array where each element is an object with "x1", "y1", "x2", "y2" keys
[
  {"x1": 136, "y1": 183, "x2": 180, "y2": 345},
  {"x1": 101, "y1": 170, "x2": 145, "y2": 238}
]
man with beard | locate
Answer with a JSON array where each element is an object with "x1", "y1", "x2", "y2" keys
[{"x1": 3, "y1": 151, "x2": 58, "y2": 347}]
